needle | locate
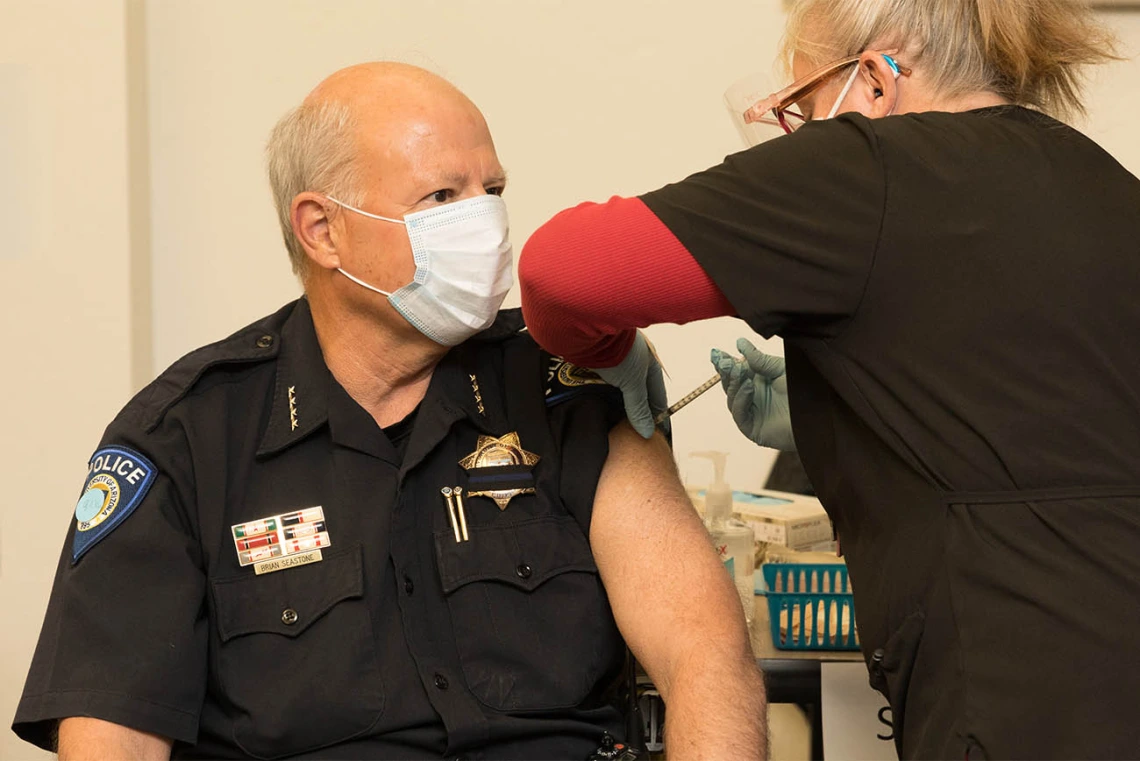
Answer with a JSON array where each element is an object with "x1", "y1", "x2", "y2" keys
[{"x1": 655, "y1": 373, "x2": 722, "y2": 426}]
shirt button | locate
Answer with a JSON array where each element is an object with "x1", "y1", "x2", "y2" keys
[
  {"x1": 870, "y1": 648, "x2": 885, "y2": 673},
  {"x1": 404, "y1": 576, "x2": 415, "y2": 595},
  {"x1": 281, "y1": 608, "x2": 299, "y2": 625},
  {"x1": 256, "y1": 334, "x2": 274, "y2": 349},
  {"x1": 433, "y1": 673, "x2": 449, "y2": 690},
  {"x1": 515, "y1": 563, "x2": 532, "y2": 579}
]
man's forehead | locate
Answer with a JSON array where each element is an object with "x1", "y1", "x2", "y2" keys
[
  {"x1": 405, "y1": 151, "x2": 508, "y2": 193},
  {"x1": 357, "y1": 115, "x2": 503, "y2": 184}
]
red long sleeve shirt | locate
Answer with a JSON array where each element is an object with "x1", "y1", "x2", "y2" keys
[{"x1": 518, "y1": 196, "x2": 735, "y2": 368}]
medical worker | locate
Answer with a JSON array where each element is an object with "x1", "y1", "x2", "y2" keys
[{"x1": 519, "y1": 1, "x2": 1140, "y2": 757}]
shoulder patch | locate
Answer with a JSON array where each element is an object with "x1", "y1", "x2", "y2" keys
[
  {"x1": 545, "y1": 357, "x2": 614, "y2": 406},
  {"x1": 72, "y1": 446, "x2": 157, "y2": 563}
]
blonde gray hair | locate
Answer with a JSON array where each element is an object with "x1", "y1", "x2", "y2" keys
[
  {"x1": 781, "y1": 0, "x2": 1119, "y2": 120},
  {"x1": 266, "y1": 101, "x2": 365, "y2": 277}
]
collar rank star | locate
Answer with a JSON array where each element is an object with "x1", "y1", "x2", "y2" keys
[
  {"x1": 459, "y1": 432, "x2": 540, "y2": 511},
  {"x1": 469, "y1": 374, "x2": 485, "y2": 416},
  {"x1": 231, "y1": 506, "x2": 329, "y2": 575},
  {"x1": 287, "y1": 386, "x2": 299, "y2": 431}
]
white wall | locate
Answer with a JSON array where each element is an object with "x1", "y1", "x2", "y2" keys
[
  {"x1": 1086, "y1": 10, "x2": 1140, "y2": 173},
  {"x1": 0, "y1": 2, "x2": 132, "y2": 758},
  {"x1": 2, "y1": 3, "x2": 1139, "y2": 758}
]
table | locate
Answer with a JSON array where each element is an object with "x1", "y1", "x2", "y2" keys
[{"x1": 751, "y1": 594, "x2": 864, "y2": 760}]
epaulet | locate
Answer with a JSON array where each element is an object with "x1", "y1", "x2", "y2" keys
[
  {"x1": 544, "y1": 356, "x2": 618, "y2": 407},
  {"x1": 469, "y1": 308, "x2": 527, "y2": 343},
  {"x1": 126, "y1": 308, "x2": 290, "y2": 433}
]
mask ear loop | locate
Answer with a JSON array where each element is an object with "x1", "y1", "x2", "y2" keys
[
  {"x1": 326, "y1": 196, "x2": 406, "y2": 225},
  {"x1": 825, "y1": 65, "x2": 861, "y2": 120},
  {"x1": 337, "y1": 267, "x2": 393, "y2": 297},
  {"x1": 324, "y1": 195, "x2": 404, "y2": 296}
]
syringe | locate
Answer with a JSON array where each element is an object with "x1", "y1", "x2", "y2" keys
[{"x1": 654, "y1": 373, "x2": 722, "y2": 426}]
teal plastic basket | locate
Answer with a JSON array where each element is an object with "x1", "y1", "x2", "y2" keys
[{"x1": 762, "y1": 563, "x2": 860, "y2": 651}]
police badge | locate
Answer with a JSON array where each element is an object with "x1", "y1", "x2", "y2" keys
[{"x1": 459, "y1": 432, "x2": 540, "y2": 510}]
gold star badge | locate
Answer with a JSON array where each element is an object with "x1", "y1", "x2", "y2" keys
[
  {"x1": 459, "y1": 433, "x2": 540, "y2": 470},
  {"x1": 459, "y1": 433, "x2": 540, "y2": 510}
]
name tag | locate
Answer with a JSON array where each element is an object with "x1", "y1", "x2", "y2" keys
[{"x1": 254, "y1": 550, "x2": 323, "y2": 576}]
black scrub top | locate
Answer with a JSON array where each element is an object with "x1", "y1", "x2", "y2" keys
[
  {"x1": 642, "y1": 106, "x2": 1140, "y2": 759},
  {"x1": 13, "y1": 299, "x2": 629, "y2": 760}
]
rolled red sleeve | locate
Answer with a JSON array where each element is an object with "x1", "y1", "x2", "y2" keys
[{"x1": 519, "y1": 196, "x2": 734, "y2": 367}]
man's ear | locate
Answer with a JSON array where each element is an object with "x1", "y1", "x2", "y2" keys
[
  {"x1": 857, "y1": 51, "x2": 899, "y2": 119},
  {"x1": 291, "y1": 192, "x2": 342, "y2": 272}
]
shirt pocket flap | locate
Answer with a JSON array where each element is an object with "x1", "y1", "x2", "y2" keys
[
  {"x1": 211, "y1": 544, "x2": 364, "y2": 642},
  {"x1": 435, "y1": 515, "x2": 597, "y2": 594}
]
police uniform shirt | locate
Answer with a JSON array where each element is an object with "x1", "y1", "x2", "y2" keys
[
  {"x1": 641, "y1": 106, "x2": 1140, "y2": 758},
  {"x1": 14, "y1": 298, "x2": 629, "y2": 760}
]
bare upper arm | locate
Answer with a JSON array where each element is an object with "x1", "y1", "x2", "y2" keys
[
  {"x1": 58, "y1": 717, "x2": 172, "y2": 761},
  {"x1": 589, "y1": 422, "x2": 753, "y2": 698}
]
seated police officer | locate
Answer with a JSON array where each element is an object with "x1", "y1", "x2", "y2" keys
[{"x1": 12, "y1": 63, "x2": 765, "y2": 760}]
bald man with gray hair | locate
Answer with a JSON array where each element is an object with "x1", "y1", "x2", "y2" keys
[{"x1": 13, "y1": 63, "x2": 765, "y2": 761}]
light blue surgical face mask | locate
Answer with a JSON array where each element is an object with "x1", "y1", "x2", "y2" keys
[{"x1": 326, "y1": 194, "x2": 514, "y2": 346}]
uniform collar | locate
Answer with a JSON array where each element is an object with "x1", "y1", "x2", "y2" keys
[
  {"x1": 396, "y1": 311, "x2": 525, "y2": 477},
  {"x1": 438, "y1": 309, "x2": 526, "y2": 434},
  {"x1": 257, "y1": 299, "x2": 331, "y2": 458},
  {"x1": 258, "y1": 304, "x2": 525, "y2": 465},
  {"x1": 396, "y1": 334, "x2": 511, "y2": 478}
]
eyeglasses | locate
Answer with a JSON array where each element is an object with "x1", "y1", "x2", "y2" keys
[{"x1": 742, "y1": 50, "x2": 911, "y2": 135}]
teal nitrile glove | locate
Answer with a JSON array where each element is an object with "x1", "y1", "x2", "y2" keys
[
  {"x1": 711, "y1": 337, "x2": 796, "y2": 451},
  {"x1": 592, "y1": 331, "x2": 668, "y2": 439}
]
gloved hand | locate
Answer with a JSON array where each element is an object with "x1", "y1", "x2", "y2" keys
[
  {"x1": 591, "y1": 331, "x2": 668, "y2": 439},
  {"x1": 711, "y1": 337, "x2": 796, "y2": 451}
]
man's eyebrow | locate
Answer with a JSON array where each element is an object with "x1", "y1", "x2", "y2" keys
[
  {"x1": 487, "y1": 170, "x2": 509, "y2": 186},
  {"x1": 433, "y1": 169, "x2": 508, "y2": 187}
]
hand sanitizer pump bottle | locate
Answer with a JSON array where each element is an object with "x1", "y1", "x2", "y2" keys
[{"x1": 692, "y1": 451, "x2": 755, "y2": 623}]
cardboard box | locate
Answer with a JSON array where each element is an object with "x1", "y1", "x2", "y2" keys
[
  {"x1": 693, "y1": 488, "x2": 834, "y2": 551},
  {"x1": 733, "y1": 489, "x2": 834, "y2": 550}
]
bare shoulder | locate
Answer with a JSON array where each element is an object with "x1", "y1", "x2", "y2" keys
[
  {"x1": 590, "y1": 422, "x2": 717, "y2": 575},
  {"x1": 594, "y1": 422, "x2": 694, "y2": 522}
]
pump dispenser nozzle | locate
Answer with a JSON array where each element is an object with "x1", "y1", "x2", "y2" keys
[
  {"x1": 691, "y1": 450, "x2": 755, "y2": 623},
  {"x1": 691, "y1": 451, "x2": 732, "y2": 525}
]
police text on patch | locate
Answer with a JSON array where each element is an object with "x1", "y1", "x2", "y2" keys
[{"x1": 89, "y1": 451, "x2": 148, "y2": 486}]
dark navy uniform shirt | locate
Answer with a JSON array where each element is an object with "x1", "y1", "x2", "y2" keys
[{"x1": 14, "y1": 299, "x2": 628, "y2": 760}]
